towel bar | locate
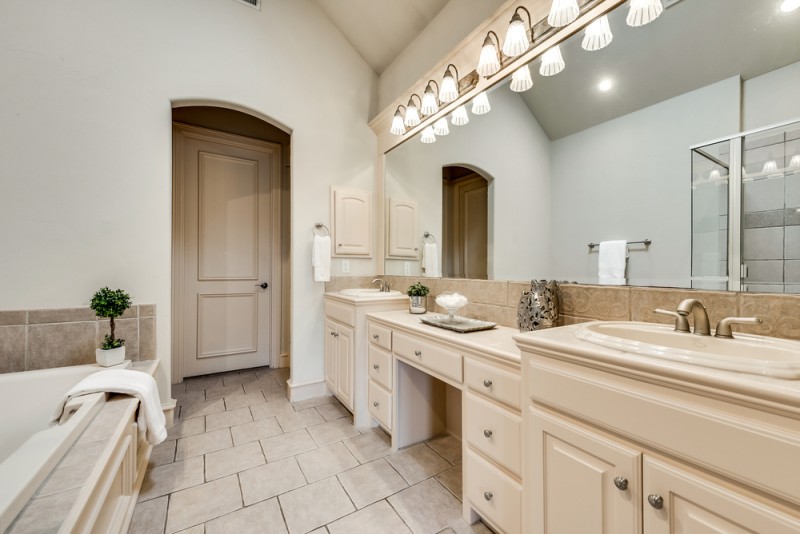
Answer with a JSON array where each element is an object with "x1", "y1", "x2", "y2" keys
[
  {"x1": 313, "y1": 222, "x2": 330, "y2": 236},
  {"x1": 588, "y1": 239, "x2": 651, "y2": 249},
  {"x1": 423, "y1": 231, "x2": 437, "y2": 243}
]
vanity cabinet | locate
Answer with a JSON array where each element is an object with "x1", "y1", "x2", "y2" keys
[
  {"x1": 387, "y1": 198, "x2": 418, "y2": 258},
  {"x1": 324, "y1": 318, "x2": 354, "y2": 410},
  {"x1": 331, "y1": 186, "x2": 372, "y2": 257}
]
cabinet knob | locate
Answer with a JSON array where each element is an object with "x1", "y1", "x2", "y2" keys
[
  {"x1": 483, "y1": 429, "x2": 493, "y2": 438},
  {"x1": 613, "y1": 477, "x2": 628, "y2": 491},
  {"x1": 373, "y1": 364, "x2": 379, "y2": 370},
  {"x1": 484, "y1": 491, "x2": 493, "y2": 501},
  {"x1": 329, "y1": 331, "x2": 335, "y2": 336},
  {"x1": 414, "y1": 350, "x2": 422, "y2": 357},
  {"x1": 483, "y1": 379, "x2": 492, "y2": 388},
  {"x1": 373, "y1": 401, "x2": 380, "y2": 407},
  {"x1": 373, "y1": 334, "x2": 379, "y2": 340},
  {"x1": 647, "y1": 494, "x2": 664, "y2": 509}
]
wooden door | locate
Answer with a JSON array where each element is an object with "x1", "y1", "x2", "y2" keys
[
  {"x1": 180, "y1": 128, "x2": 278, "y2": 377},
  {"x1": 443, "y1": 172, "x2": 487, "y2": 279}
]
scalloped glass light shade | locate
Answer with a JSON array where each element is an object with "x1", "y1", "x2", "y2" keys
[
  {"x1": 502, "y1": 16, "x2": 529, "y2": 57},
  {"x1": 421, "y1": 126, "x2": 436, "y2": 144},
  {"x1": 708, "y1": 169, "x2": 721, "y2": 181},
  {"x1": 421, "y1": 88, "x2": 439, "y2": 115},
  {"x1": 477, "y1": 42, "x2": 501, "y2": 77},
  {"x1": 582, "y1": 15, "x2": 613, "y2": 51},
  {"x1": 789, "y1": 154, "x2": 800, "y2": 168},
  {"x1": 439, "y1": 72, "x2": 458, "y2": 103},
  {"x1": 539, "y1": 46, "x2": 565, "y2": 77},
  {"x1": 626, "y1": 0, "x2": 664, "y2": 27},
  {"x1": 433, "y1": 118, "x2": 450, "y2": 136},
  {"x1": 472, "y1": 92, "x2": 491, "y2": 115},
  {"x1": 547, "y1": 0, "x2": 579, "y2": 27},
  {"x1": 390, "y1": 113, "x2": 405, "y2": 135},
  {"x1": 510, "y1": 65, "x2": 533, "y2": 92},
  {"x1": 404, "y1": 105, "x2": 420, "y2": 127},
  {"x1": 762, "y1": 160, "x2": 778, "y2": 173},
  {"x1": 451, "y1": 105, "x2": 469, "y2": 126}
]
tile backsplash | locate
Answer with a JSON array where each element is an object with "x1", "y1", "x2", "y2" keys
[
  {"x1": 0, "y1": 304, "x2": 156, "y2": 374},
  {"x1": 326, "y1": 277, "x2": 800, "y2": 341}
]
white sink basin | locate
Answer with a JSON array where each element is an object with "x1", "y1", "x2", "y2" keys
[
  {"x1": 339, "y1": 288, "x2": 404, "y2": 298},
  {"x1": 575, "y1": 321, "x2": 800, "y2": 378}
]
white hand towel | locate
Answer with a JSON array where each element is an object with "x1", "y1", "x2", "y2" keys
[
  {"x1": 422, "y1": 242, "x2": 441, "y2": 277},
  {"x1": 598, "y1": 240, "x2": 628, "y2": 286},
  {"x1": 312, "y1": 235, "x2": 331, "y2": 282},
  {"x1": 51, "y1": 369, "x2": 167, "y2": 445}
]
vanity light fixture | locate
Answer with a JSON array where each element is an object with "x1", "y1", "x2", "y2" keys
[
  {"x1": 708, "y1": 169, "x2": 721, "y2": 181},
  {"x1": 451, "y1": 105, "x2": 470, "y2": 126},
  {"x1": 472, "y1": 91, "x2": 491, "y2": 115},
  {"x1": 789, "y1": 154, "x2": 800, "y2": 168},
  {"x1": 421, "y1": 125, "x2": 436, "y2": 144},
  {"x1": 433, "y1": 118, "x2": 450, "y2": 136},
  {"x1": 421, "y1": 81, "x2": 440, "y2": 115},
  {"x1": 403, "y1": 94, "x2": 421, "y2": 127},
  {"x1": 780, "y1": 0, "x2": 800, "y2": 12},
  {"x1": 439, "y1": 64, "x2": 460, "y2": 103},
  {"x1": 510, "y1": 64, "x2": 534, "y2": 92},
  {"x1": 502, "y1": 6, "x2": 533, "y2": 57},
  {"x1": 476, "y1": 31, "x2": 502, "y2": 77},
  {"x1": 547, "y1": 0, "x2": 579, "y2": 27},
  {"x1": 762, "y1": 160, "x2": 778, "y2": 173},
  {"x1": 598, "y1": 78, "x2": 614, "y2": 92},
  {"x1": 626, "y1": 0, "x2": 664, "y2": 27},
  {"x1": 390, "y1": 106, "x2": 406, "y2": 135},
  {"x1": 582, "y1": 15, "x2": 613, "y2": 51},
  {"x1": 539, "y1": 45, "x2": 565, "y2": 76}
]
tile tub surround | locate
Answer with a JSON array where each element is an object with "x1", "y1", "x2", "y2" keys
[
  {"x1": 130, "y1": 367, "x2": 492, "y2": 534},
  {"x1": 326, "y1": 277, "x2": 800, "y2": 341},
  {"x1": 0, "y1": 304, "x2": 156, "y2": 373}
]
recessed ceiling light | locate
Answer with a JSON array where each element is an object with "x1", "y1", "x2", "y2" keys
[
  {"x1": 598, "y1": 78, "x2": 614, "y2": 92},
  {"x1": 780, "y1": 0, "x2": 800, "y2": 12}
]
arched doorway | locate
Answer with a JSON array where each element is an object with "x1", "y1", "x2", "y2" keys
[{"x1": 442, "y1": 165, "x2": 489, "y2": 279}]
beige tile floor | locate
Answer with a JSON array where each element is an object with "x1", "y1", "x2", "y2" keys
[{"x1": 128, "y1": 367, "x2": 494, "y2": 534}]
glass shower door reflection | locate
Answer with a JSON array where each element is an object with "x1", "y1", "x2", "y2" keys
[{"x1": 691, "y1": 140, "x2": 730, "y2": 290}]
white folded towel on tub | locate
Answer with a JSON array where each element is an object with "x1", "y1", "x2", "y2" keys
[
  {"x1": 598, "y1": 240, "x2": 628, "y2": 286},
  {"x1": 51, "y1": 369, "x2": 167, "y2": 445}
]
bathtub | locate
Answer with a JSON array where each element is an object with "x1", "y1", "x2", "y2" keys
[{"x1": 0, "y1": 362, "x2": 130, "y2": 532}]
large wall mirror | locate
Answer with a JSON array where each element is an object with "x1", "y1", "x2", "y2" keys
[{"x1": 384, "y1": 0, "x2": 800, "y2": 291}]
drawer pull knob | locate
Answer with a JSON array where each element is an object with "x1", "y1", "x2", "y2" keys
[
  {"x1": 484, "y1": 491, "x2": 493, "y2": 501},
  {"x1": 414, "y1": 350, "x2": 422, "y2": 357},
  {"x1": 373, "y1": 401, "x2": 380, "y2": 407},
  {"x1": 483, "y1": 379, "x2": 492, "y2": 388},
  {"x1": 613, "y1": 477, "x2": 628, "y2": 491},
  {"x1": 373, "y1": 364, "x2": 379, "y2": 370},
  {"x1": 647, "y1": 494, "x2": 664, "y2": 509},
  {"x1": 483, "y1": 429, "x2": 493, "y2": 438},
  {"x1": 373, "y1": 334, "x2": 379, "y2": 340}
]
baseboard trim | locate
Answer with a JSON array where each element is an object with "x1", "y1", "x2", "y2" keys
[{"x1": 286, "y1": 378, "x2": 329, "y2": 402}]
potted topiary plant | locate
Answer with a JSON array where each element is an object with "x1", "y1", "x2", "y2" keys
[
  {"x1": 406, "y1": 282, "x2": 430, "y2": 314},
  {"x1": 90, "y1": 287, "x2": 132, "y2": 367}
]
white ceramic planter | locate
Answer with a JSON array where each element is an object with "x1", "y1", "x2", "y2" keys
[{"x1": 96, "y1": 346, "x2": 125, "y2": 367}]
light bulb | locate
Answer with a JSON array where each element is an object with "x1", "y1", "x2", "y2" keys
[
  {"x1": 472, "y1": 91, "x2": 491, "y2": 115},
  {"x1": 433, "y1": 118, "x2": 450, "y2": 136},
  {"x1": 598, "y1": 78, "x2": 613, "y2": 92},
  {"x1": 421, "y1": 126, "x2": 436, "y2": 144},
  {"x1": 780, "y1": 0, "x2": 800, "y2": 12},
  {"x1": 439, "y1": 67, "x2": 458, "y2": 103},
  {"x1": 477, "y1": 34, "x2": 501, "y2": 77},
  {"x1": 390, "y1": 110, "x2": 405, "y2": 135},
  {"x1": 502, "y1": 11, "x2": 529, "y2": 57},
  {"x1": 762, "y1": 160, "x2": 778, "y2": 173},
  {"x1": 789, "y1": 154, "x2": 800, "y2": 168},
  {"x1": 627, "y1": 0, "x2": 664, "y2": 27},
  {"x1": 582, "y1": 15, "x2": 613, "y2": 51},
  {"x1": 420, "y1": 83, "x2": 439, "y2": 115},
  {"x1": 548, "y1": 0, "x2": 579, "y2": 27},
  {"x1": 510, "y1": 65, "x2": 533, "y2": 92},
  {"x1": 540, "y1": 45, "x2": 565, "y2": 77},
  {"x1": 404, "y1": 99, "x2": 420, "y2": 127},
  {"x1": 451, "y1": 105, "x2": 469, "y2": 126},
  {"x1": 708, "y1": 169, "x2": 721, "y2": 181}
]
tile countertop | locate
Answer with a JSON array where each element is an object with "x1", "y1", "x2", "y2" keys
[
  {"x1": 514, "y1": 323, "x2": 800, "y2": 413},
  {"x1": 366, "y1": 310, "x2": 522, "y2": 366}
]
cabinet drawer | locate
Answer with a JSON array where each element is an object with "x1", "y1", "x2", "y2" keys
[
  {"x1": 368, "y1": 323, "x2": 392, "y2": 351},
  {"x1": 464, "y1": 393, "x2": 521, "y2": 476},
  {"x1": 324, "y1": 299, "x2": 355, "y2": 327},
  {"x1": 368, "y1": 345, "x2": 392, "y2": 390},
  {"x1": 394, "y1": 332, "x2": 463, "y2": 384},
  {"x1": 464, "y1": 357, "x2": 521, "y2": 410},
  {"x1": 465, "y1": 448, "x2": 521, "y2": 534},
  {"x1": 368, "y1": 380, "x2": 392, "y2": 431}
]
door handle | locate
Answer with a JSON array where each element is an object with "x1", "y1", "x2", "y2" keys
[{"x1": 255, "y1": 282, "x2": 269, "y2": 289}]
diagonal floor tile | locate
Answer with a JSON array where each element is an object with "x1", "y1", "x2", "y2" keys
[
  {"x1": 337, "y1": 458, "x2": 408, "y2": 509},
  {"x1": 426, "y1": 434, "x2": 462, "y2": 465},
  {"x1": 307, "y1": 418, "x2": 360, "y2": 446},
  {"x1": 327, "y1": 500, "x2": 412, "y2": 534},
  {"x1": 175, "y1": 428, "x2": 233, "y2": 461},
  {"x1": 224, "y1": 391, "x2": 266, "y2": 411},
  {"x1": 205, "y1": 498, "x2": 288, "y2": 534},
  {"x1": 279, "y1": 477, "x2": 355, "y2": 534},
  {"x1": 165, "y1": 475, "x2": 242, "y2": 533},
  {"x1": 206, "y1": 406, "x2": 253, "y2": 432},
  {"x1": 386, "y1": 443, "x2": 451, "y2": 485},
  {"x1": 436, "y1": 465, "x2": 462, "y2": 502},
  {"x1": 277, "y1": 407, "x2": 325, "y2": 432},
  {"x1": 205, "y1": 441, "x2": 265, "y2": 480},
  {"x1": 127, "y1": 495, "x2": 168, "y2": 534},
  {"x1": 388, "y1": 478, "x2": 463, "y2": 534},
  {"x1": 296, "y1": 442, "x2": 359, "y2": 483},
  {"x1": 166, "y1": 416, "x2": 206, "y2": 441},
  {"x1": 239, "y1": 457, "x2": 307, "y2": 506},
  {"x1": 138, "y1": 456, "x2": 204, "y2": 502},
  {"x1": 250, "y1": 398, "x2": 295, "y2": 420},
  {"x1": 343, "y1": 428, "x2": 392, "y2": 463},
  {"x1": 231, "y1": 416, "x2": 283, "y2": 446},
  {"x1": 260, "y1": 428, "x2": 317, "y2": 462}
]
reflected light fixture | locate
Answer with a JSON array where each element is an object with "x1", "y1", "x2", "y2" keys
[
  {"x1": 439, "y1": 64, "x2": 459, "y2": 103},
  {"x1": 708, "y1": 169, "x2": 721, "y2": 181},
  {"x1": 472, "y1": 91, "x2": 491, "y2": 115},
  {"x1": 433, "y1": 118, "x2": 450, "y2": 136},
  {"x1": 539, "y1": 45, "x2": 565, "y2": 76},
  {"x1": 780, "y1": 0, "x2": 800, "y2": 12},
  {"x1": 476, "y1": 31, "x2": 501, "y2": 77},
  {"x1": 762, "y1": 160, "x2": 778, "y2": 174},
  {"x1": 421, "y1": 80, "x2": 440, "y2": 115},
  {"x1": 598, "y1": 78, "x2": 613, "y2": 92},
  {"x1": 451, "y1": 105, "x2": 470, "y2": 126},
  {"x1": 789, "y1": 154, "x2": 800, "y2": 168},
  {"x1": 582, "y1": 15, "x2": 613, "y2": 51},
  {"x1": 421, "y1": 126, "x2": 436, "y2": 144},
  {"x1": 627, "y1": 0, "x2": 664, "y2": 27},
  {"x1": 390, "y1": 106, "x2": 406, "y2": 135},
  {"x1": 403, "y1": 94, "x2": 421, "y2": 127},
  {"x1": 548, "y1": 0, "x2": 579, "y2": 27},
  {"x1": 502, "y1": 6, "x2": 532, "y2": 57},
  {"x1": 510, "y1": 64, "x2": 534, "y2": 92}
]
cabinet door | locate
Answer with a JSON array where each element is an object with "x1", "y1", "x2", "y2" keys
[
  {"x1": 332, "y1": 187, "x2": 371, "y2": 256},
  {"x1": 387, "y1": 198, "x2": 418, "y2": 258},
  {"x1": 335, "y1": 324, "x2": 354, "y2": 411},
  {"x1": 644, "y1": 457, "x2": 800, "y2": 534},
  {"x1": 324, "y1": 320, "x2": 337, "y2": 394},
  {"x1": 529, "y1": 407, "x2": 642, "y2": 534}
]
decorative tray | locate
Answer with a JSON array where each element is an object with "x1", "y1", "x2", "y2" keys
[{"x1": 419, "y1": 314, "x2": 497, "y2": 333}]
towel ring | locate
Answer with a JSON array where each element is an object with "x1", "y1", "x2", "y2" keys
[
  {"x1": 423, "y1": 231, "x2": 437, "y2": 243},
  {"x1": 313, "y1": 222, "x2": 330, "y2": 237}
]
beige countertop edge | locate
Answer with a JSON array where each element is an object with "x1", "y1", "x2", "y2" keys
[
  {"x1": 325, "y1": 292, "x2": 409, "y2": 304},
  {"x1": 514, "y1": 323, "x2": 800, "y2": 416},
  {"x1": 366, "y1": 310, "x2": 522, "y2": 367}
]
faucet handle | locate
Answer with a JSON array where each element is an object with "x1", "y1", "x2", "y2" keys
[
  {"x1": 714, "y1": 317, "x2": 762, "y2": 338},
  {"x1": 654, "y1": 308, "x2": 690, "y2": 333}
]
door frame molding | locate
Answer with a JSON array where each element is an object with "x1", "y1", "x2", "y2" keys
[{"x1": 172, "y1": 122, "x2": 283, "y2": 382}]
